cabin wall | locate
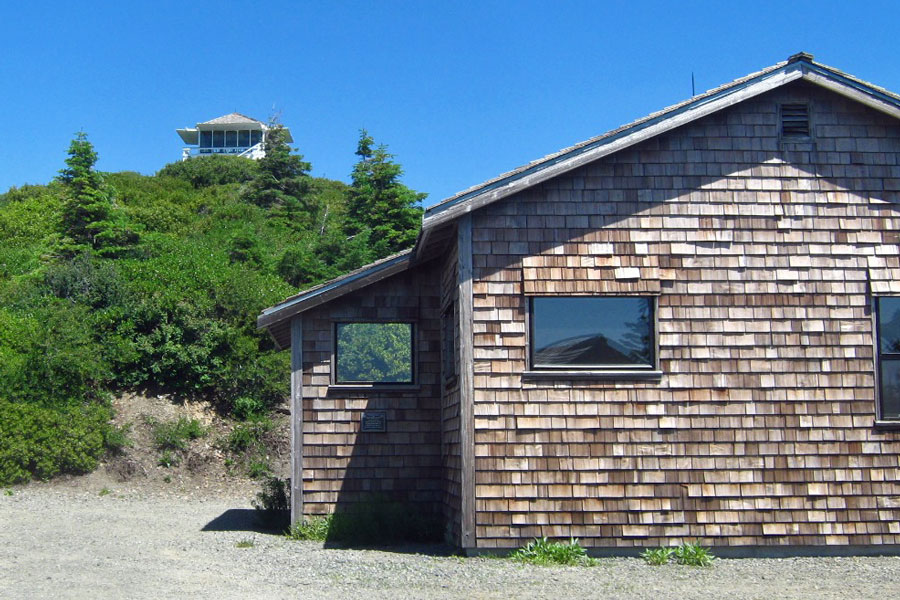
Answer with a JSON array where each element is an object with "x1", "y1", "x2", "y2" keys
[
  {"x1": 469, "y1": 81, "x2": 900, "y2": 549},
  {"x1": 439, "y1": 239, "x2": 463, "y2": 544},
  {"x1": 298, "y1": 263, "x2": 443, "y2": 517}
]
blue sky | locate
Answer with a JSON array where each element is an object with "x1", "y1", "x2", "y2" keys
[{"x1": 3, "y1": 1, "x2": 900, "y2": 205}]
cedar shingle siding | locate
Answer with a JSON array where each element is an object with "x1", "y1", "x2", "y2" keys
[
  {"x1": 260, "y1": 57, "x2": 900, "y2": 553},
  {"x1": 469, "y1": 82, "x2": 900, "y2": 549}
]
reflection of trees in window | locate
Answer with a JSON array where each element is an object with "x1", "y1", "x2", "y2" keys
[
  {"x1": 620, "y1": 299, "x2": 652, "y2": 364},
  {"x1": 531, "y1": 297, "x2": 654, "y2": 368},
  {"x1": 336, "y1": 322, "x2": 413, "y2": 383}
]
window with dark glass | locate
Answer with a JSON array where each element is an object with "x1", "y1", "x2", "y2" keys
[
  {"x1": 251, "y1": 130, "x2": 262, "y2": 145},
  {"x1": 335, "y1": 322, "x2": 413, "y2": 384},
  {"x1": 213, "y1": 130, "x2": 225, "y2": 148},
  {"x1": 876, "y1": 297, "x2": 900, "y2": 420},
  {"x1": 226, "y1": 130, "x2": 238, "y2": 147},
  {"x1": 530, "y1": 297, "x2": 655, "y2": 369},
  {"x1": 239, "y1": 130, "x2": 250, "y2": 147},
  {"x1": 200, "y1": 131, "x2": 213, "y2": 148}
]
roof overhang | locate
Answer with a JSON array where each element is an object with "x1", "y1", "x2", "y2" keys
[
  {"x1": 422, "y1": 54, "x2": 900, "y2": 230},
  {"x1": 176, "y1": 128, "x2": 198, "y2": 145},
  {"x1": 257, "y1": 250, "x2": 414, "y2": 347}
]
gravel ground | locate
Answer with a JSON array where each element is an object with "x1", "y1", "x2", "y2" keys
[{"x1": 2, "y1": 485, "x2": 899, "y2": 599}]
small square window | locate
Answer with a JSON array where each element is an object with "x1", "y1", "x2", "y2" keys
[
  {"x1": 529, "y1": 297, "x2": 655, "y2": 370},
  {"x1": 876, "y1": 297, "x2": 900, "y2": 420},
  {"x1": 334, "y1": 322, "x2": 414, "y2": 384}
]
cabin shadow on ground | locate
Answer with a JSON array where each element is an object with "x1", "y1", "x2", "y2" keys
[{"x1": 201, "y1": 508, "x2": 284, "y2": 535}]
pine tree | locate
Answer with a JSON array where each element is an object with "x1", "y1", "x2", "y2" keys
[
  {"x1": 56, "y1": 132, "x2": 138, "y2": 257},
  {"x1": 57, "y1": 132, "x2": 111, "y2": 250},
  {"x1": 345, "y1": 130, "x2": 424, "y2": 257},
  {"x1": 244, "y1": 122, "x2": 313, "y2": 223}
]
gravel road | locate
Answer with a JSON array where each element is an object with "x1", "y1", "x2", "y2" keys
[{"x1": 2, "y1": 485, "x2": 899, "y2": 599}]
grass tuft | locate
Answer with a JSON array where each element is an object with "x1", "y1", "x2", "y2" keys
[
  {"x1": 510, "y1": 537, "x2": 596, "y2": 566},
  {"x1": 286, "y1": 515, "x2": 333, "y2": 541},
  {"x1": 235, "y1": 538, "x2": 255, "y2": 548},
  {"x1": 641, "y1": 542, "x2": 715, "y2": 567}
]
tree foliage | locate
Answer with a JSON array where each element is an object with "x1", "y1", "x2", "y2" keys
[
  {"x1": 345, "y1": 130, "x2": 424, "y2": 257},
  {"x1": 56, "y1": 132, "x2": 137, "y2": 256},
  {"x1": 0, "y1": 127, "x2": 430, "y2": 484}
]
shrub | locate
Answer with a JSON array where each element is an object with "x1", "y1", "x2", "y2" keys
[
  {"x1": 157, "y1": 155, "x2": 259, "y2": 188},
  {"x1": 287, "y1": 515, "x2": 332, "y2": 541},
  {"x1": 640, "y1": 547, "x2": 674, "y2": 566},
  {"x1": 673, "y1": 542, "x2": 715, "y2": 567},
  {"x1": 253, "y1": 476, "x2": 290, "y2": 530},
  {"x1": 511, "y1": 537, "x2": 595, "y2": 566},
  {"x1": 226, "y1": 417, "x2": 271, "y2": 453},
  {"x1": 640, "y1": 542, "x2": 715, "y2": 567},
  {"x1": 157, "y1": 450, "x2": 180, "y2": 468},
  {"x1": 0, "y1": 399, "x2": 111, "y2": 485},
  {"x1": 151, "y1": 417, "x2": 206, "y2": 451},
  {"x1": 103, "y1": 423, "x2": 132, "y2": 455}
]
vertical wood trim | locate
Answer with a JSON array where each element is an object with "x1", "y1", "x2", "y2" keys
[
  {"x1": 290, "y1": 315, "x2": 304, "y2": 524},
  {"x1": 457, "y1": 214, "x2": 476, "y2": 548}
]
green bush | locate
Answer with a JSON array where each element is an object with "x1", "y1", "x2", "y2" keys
[
  {"x1": 673, "y1": 542, "x2": 715, "y2": 566},
  {"x1": 253, "y1": 476, "x2": 290, "y2": 530},
  {"x1": 640, "y1": 547, "x2": 674, "y2": 565},
  {"x1": 287, "y1": 515, "x2": 332, "y2": 541},
  {"x1": 510, "y1": 537, "x2": 595, "y2": 566},
  {"x1": 151, "y1": 417, "x2": 206, "y2": 451},
  {"x1": 640, "y1": 542, "x2": 715, "y2": 567},
  {"x1": 157, "y1": 155, "x2": 259, "y2": 188},
  {"x1": 0, "y1": 400, "x2": 111, "y2": 485}
]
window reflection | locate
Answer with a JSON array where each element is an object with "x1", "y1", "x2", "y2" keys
[{"x1": 531, "y1": 297, "x2": 653, "y2": 368}]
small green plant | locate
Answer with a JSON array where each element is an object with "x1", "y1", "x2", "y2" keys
[
  {"x1": 673, "y1": 542, "x2": 715, "y2": 567},
  {"x1": 157, "y1": 450, "x2": 180, "y2": 468},
  {"x1": 286, "y1": 515, "x2": 333, "y2": 541},
  {"x1": 4, "y1": 489, "x2": 13, "y2": 496},
  {"x1": 98, "y1": 487, "x2": 111, "y2": 496},
  {"x1": 163, "y1": 475, "x2": 172, "y2": 483},
  {"x1": 253, "y1": 476, "x2": 290, "y2": 530},
  {"x1": 235, "y1": 538, "x2": 255, "y2": 548},
  {"x1": 103, "y1": 423, "x2": 132, "y2": 455},
  {"x1": 151, "y1": 417, "x2": 206, "y2": 451},
  {"x1": 511, "y1": 537, "x2": 596, "y2": 566},
  {"x1": 226, "y1": 418, "x2": 271, "y2": 453},
  {"x1": 247, "y1": 459, "x2": 271, "y2": 479},
  {"x1": 640, "y1": 547, "x2": 674, "y2": 565}
]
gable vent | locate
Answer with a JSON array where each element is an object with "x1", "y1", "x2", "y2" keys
[{"x1": 781, "y1": 104, "x2": 810, "y2": 137}]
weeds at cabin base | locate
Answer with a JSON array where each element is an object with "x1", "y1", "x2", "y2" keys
[
  {"x1": 235, "y1": 539, "x2": 255, "y2": 548},
  {"x1": 511, "y1": 537, "x2": 596, "y2": 566},
  {"x1": 641, "y1": 542, "x2": 715, "y2": 567},
  {"x1": 287, "y1": 515, "x2": 332, "y2": 541}
]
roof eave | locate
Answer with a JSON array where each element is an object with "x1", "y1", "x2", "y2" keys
[
  {"x1": 422, "y1": 59, "x2": 900, "y2": 230},
  {"x1": 257, "y1": 250, "x2": 413, "y2": 330}
]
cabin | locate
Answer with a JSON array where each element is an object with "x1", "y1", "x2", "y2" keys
[
  {"x1": 176, "y1": 113, "x2": 292, "y2": 161},
  {"x1": 258, "y1": 53, "x2": 900, "y2": 555}
]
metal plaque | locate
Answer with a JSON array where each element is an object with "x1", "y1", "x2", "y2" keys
[{"x1": 361, "y1": 410, "x2": 387, "y2": 433}]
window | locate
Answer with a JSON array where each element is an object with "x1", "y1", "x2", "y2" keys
[
  {"x1": 225, "y1": 130, "x2": 238, "y2": 147},
  {"x1": 529, "y1": 297, "x2": 655, "y2": 370},
  {"x1": 334, "y1": 322, "x2": 414, "y2": 384},
  {"x1": 238, "y1": 130, "x2": 250, "y2": 147},
  {"x1": 876, "y1": 297, "x2": 900, "y2": 420},
  {"x1": 200, "y1": 131, "x2": 213, "y2": 148}
]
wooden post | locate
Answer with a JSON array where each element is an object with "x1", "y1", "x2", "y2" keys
[
  {"x1": 457, "y1": 214, "x2": 476, "y2": 549},
  {"x1": 290, "y1": 315, "x2": 304, "y2": 524}
]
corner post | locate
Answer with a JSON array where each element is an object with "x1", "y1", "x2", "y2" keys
[
  {"x1": 290, "y1": 315, "x2": 304, "y2": 524},
  {"x1": 458, "y1": 214, "x2": 476, "y2": 548}
]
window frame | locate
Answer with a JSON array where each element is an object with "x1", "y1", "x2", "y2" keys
[
  {"x1": 330, "y1": 320, "x2": 417, "y2": 388},
  {"x1": 873, "y1": 297, "x2": 900, "y2": 424},
  {"x1": 441, "y1": 301, "x2": 459, "y2": 387},
  {"x1": 524, "y1": 295, "x2": 662, "y2": 380}
]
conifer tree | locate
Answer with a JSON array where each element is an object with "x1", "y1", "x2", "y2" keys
[
  {"x1": 245, "y1": 122, "x2": 313, "y2": 222},
  {"x1": 57, "y1": 132, "x2": 111, "y2": 250},
  {"x1": 345, "y1": 130, "x2": 424, "y2": 257},
  {"x1": 56, "y1": 132, "x2": 138, "y2": 257}
]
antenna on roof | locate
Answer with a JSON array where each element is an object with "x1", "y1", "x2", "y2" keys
[{"x1": 691, "y1": 72, "x2": 696, "y2": 97}]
